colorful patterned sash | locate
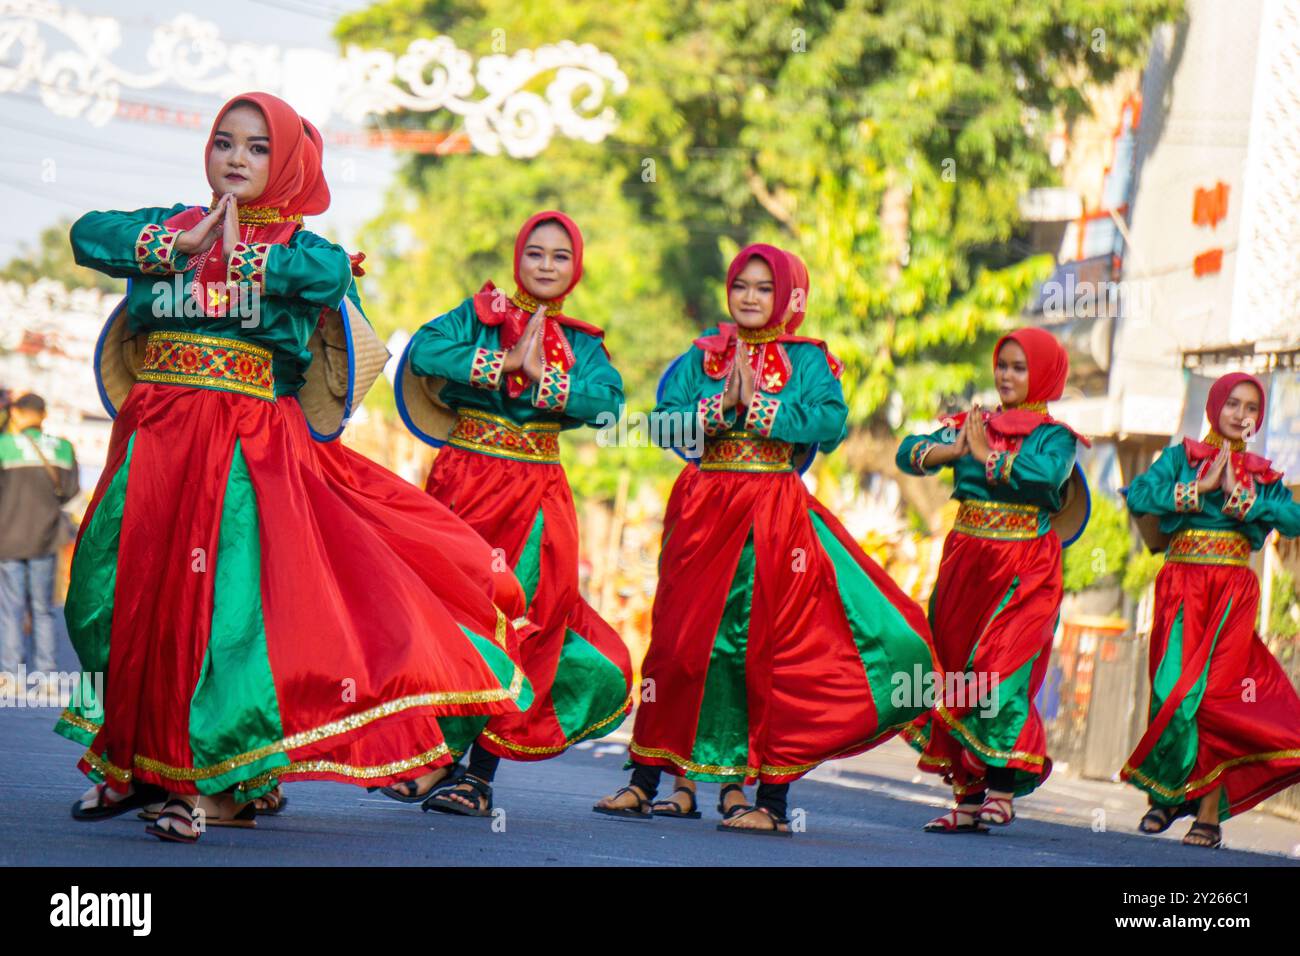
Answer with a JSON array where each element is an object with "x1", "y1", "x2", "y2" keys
[
  {"x1": 953, "y1": 499, "x2": 1043, "y2": 540},
  {"x1": 137, "y1": 331, "x2": 275, "y2": 401},
  {"x1": 699, "y1": 430, "x2": 794, "y2": 473},
  {"x1": 1166, "y1": 528, "x2": 1251, "y2": 567},
  {"x1": 449, "y1": 408, "x2": 562, "y2": 463}
]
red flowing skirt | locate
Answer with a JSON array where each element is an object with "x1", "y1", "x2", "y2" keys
[
  {"x1": 904, "y1": 528, "x2": 1062, "y2": 797},
  {"x1": 1121, "y1": 561, "x2": 1300, "y2": 818},
  {"x1": 425, "y1": 444, "x2": 633, "y2": 759},
  {"x1": 55, "y1": 384, "x2": 531, "y2": 800},
  {"x1": 632, "y1": 467, "x2": 936, "y2": 784}
]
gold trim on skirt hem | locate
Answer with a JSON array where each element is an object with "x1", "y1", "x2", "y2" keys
[
  {"x1": 77, "y1": 673, "x2": 526, "y2": 784},
  {"x1": 482, "y1": 695, "x2": 631, "y2": 755},
  {"x1": 936, "y1": 704, "x2": 1045, "y2": 768},
  {"x1": 1121, "y1": 748, "x2": 1300, "y2": 802},
  {"x1": 238, "y1": 745, "x2": 453, "y2": 793}
]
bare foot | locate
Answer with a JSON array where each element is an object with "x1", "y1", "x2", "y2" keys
[
  {"x1": 436, "y1": 775, "x2": 491, "y2": 812},
  {"x1": 384, "y1": 765, "x2": 455, "y2": 800},
  {"x1": 720, "y1": 806, "x2": 788, "y2": 832},
  {"x1": 151, "y1": 794, "x2": 200, "y2": 839},
  {"x1": 594, "y1": 784, "x2": 650, "y2": 812},
  {"x1": 79, "y1": 781, "x2": 132, "y2": 812}
]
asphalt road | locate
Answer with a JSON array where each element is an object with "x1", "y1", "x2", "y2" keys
[{"x1": 2, "y1": 703, "x2": 1296, "y2": 867}]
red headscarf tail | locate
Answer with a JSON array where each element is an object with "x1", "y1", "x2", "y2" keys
[
  {"x1": 1206, "y1": 371, "x2": 1266, "y2": 435},
  {"x1": 513, "y1": 210, "x2": 584, "y2": 300},
  {"x1": 725, "y1": 243, "x2": 793, "y2": 330},
  {"x1": 206, "y1": 91, "x2": 330, "y2": 217},
  {"x1": 940, "y1": 326, "x2": 1091, "y2": 447},
  {"x1": 993, "y1": 327, "x2": 1070, "y2": 404},
  {"x1": 695, "y1": 244, "x2": 840, "y2": 386},
  {"x1": 1184, "y1": 372, "x2": 1279, "y2": 484},
  {"x1": 783, "y1": 250, "x2": 809, "y2": 330}
]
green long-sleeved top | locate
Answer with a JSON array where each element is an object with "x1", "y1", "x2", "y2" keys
[
  {"x1": 70, "y1": 204, "x2": 354, "y2": 395},
  {"x1": 1124, "y1": 443, "x2": 1300, "y2": 550},
  {"x1": 406, "y1": 297, "x2": 623, "y2": 430},
  {"x1": 896, "y1": 420, "x2": 1078, "y2": 527},
  {"x1": 652, "y1": 335, "x2": 849, "y2": 453}
]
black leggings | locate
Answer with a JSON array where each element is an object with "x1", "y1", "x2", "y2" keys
[
  {"x1": 958, "y1": 766, "x2": 1017, "y2": 805},
  {"x1": 629, "y1": 761, "x2": 790, "y2": 819},
  {"x1": 465, "y1": 742, "x2": 501, "y2": 783}
]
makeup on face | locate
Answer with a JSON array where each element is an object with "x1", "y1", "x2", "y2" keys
[
  {"x1": 518, "y1": 222, "x2": 574, "y2": 299},
  {"x1": 994, "y1": 340, "x2": 1030, "y2": 407},
  {"x1": 206, "y1": 103, "x2": 271, "y2": 203},
  {"x1": 1219, "y1": 382, "x2": 1263, "y2": 440},
  {"x1": 728, "y1": 256, "x2": 775, "y2": 329}
]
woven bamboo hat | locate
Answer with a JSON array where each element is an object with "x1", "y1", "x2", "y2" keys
[
  {"x1": 299, "y1": 297, "x2": 390, "y2": 441},
  {"x1": 93, "y1": 289, "x2": 148, "y2": 417},
  {"x1": 394, "y1": 333, "x2": 457, "y2": 447},
  {"x1": 1050, "y1": 463, "x2": 1092, "y2": 548},
  {"x1": 94, "y1": 284, "x2": 389, "y2": 441}
]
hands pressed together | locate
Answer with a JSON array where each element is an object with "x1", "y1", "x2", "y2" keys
[
  {"x1": 174, "y1": 192, "x2": 243, "y2": 264},
  {"x1": 723, "y1": 345, "x2": 757, "y2": 411},
  {"x1": 923, "y1": 403, "x2": 993, "y2": 468},
  {"x1": 501, "y1": 305, "x2": 549, "y2": 383},
  {"x1": 1195, "y1": 446, "x2": 1240, "y2": 498}
]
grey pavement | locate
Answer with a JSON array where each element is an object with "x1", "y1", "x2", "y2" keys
[
  {"x1": 3, "y1": 705, "x2": 1298, "y2": 867},
  {"x1": 2, "y1": 614, "x2": 1297, "y2": 866}
]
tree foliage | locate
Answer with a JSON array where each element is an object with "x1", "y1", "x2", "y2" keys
[
  {"x1": 337, "y1": 0, "x2": 1181, "y2": 436},
  {"x1": 1, "y1": 219, "x2": 119, "y2": 292}
]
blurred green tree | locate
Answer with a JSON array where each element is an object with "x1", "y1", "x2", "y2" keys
[
  {"x1": 1, "y1": 219, "x2": 119, "y2": 293},
  {"x1": 337, "y1": 0, "x2": 1181, "y2": 502}
]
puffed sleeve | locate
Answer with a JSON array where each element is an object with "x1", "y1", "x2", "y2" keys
[{"x1": 69, "y1": 204, "x2": 192, "y2": 279}]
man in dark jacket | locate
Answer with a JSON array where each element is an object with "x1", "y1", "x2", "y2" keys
[{"x1": 0, "y1": 393, "x2": 79, "y2": 688}]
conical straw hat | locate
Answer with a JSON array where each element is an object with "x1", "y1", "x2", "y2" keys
[
  {"x1": 300, "y1": 297, "x2": 390, "y2": 442},
  {"x1": 93, "y1": 288, "x2": 149, "y2": 417},
  {"x1": 395, "y1": 335, "x2": 457, "y2": 447},
  {"x1": 1050, "y1": 463, "x2": 1092, "y2": 548}
]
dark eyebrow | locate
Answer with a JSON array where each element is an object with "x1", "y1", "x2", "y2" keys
[
  {"x1": 524, "y1": 243, "x2": 571, "y2": 254},
  {"x1": 215, "y1": 130, "x2": 269, "y2": 142}
]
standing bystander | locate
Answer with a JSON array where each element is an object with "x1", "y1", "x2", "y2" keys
[{"x1": 0, "y1": 393, "x2": 79, "y2": 696}]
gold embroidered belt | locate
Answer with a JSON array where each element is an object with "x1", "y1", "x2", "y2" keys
[
  {"x1": 136, "y1": 331, "x2": 275, "y2": 401},
  {"x1": 449, "y1": 408, "x2": 561, "y2": 463},
  {"x1": 1166, "y1": 529, "x2": 1251, "y2": 567},
  {"x1": 953, "y1": 499, "x2": 1043, "y2": 540},
  {"x1": 699, "y1": 431, "x2": 794, "y2": 473}
]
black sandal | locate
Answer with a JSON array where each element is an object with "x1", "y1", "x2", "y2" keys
[
  {"x1": 71, "y1": 782, "x2": 166, "y2": 822},
  {"x1": 592, "y1": 785, "x2": 653, "y2": 819},
  {"x1": 1182, "y1": 821, "x2": 1223, "y2": 849},
  {"x1": 381, "y1": 765, "x2": 461, "y2": 804},
  {"x1": 144, "y1": 798, "x2": 201, "y2": 844},
  {"x1": 422, "y1": 773, "x2": 493, "y2": 817},
  {"x1": 253, "y1": 786, "x2": 288, "y2": 815},
  {"x1": 716, "y1": 783, "x2": 750, "y2": 821},
  {"x1": 716, "y1": 805, "x2": 793, "y2": 838},
  {"x1": 1138, "y1": 800, "x2": 1195, "y2": 835},
  {"x1": 651, "y1": 786, "x2": 701, "y2": 819}
]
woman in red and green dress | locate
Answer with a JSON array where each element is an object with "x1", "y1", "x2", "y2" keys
[
  {"x1": 59, "y1": 92, "x2": 532, "y2": 842},
  {"x1": 395, "y1": 211, "x2": 633, "y2": 814},
  {"x1": 895, "y1": 327, "x2": 1087, "y2": 833},
  {"x1": 1122, "y1": 372, "x2": 1300, "y2": 848},
  {"x1": 594, "y1": 244, "x2": 936, "y2": 835}
]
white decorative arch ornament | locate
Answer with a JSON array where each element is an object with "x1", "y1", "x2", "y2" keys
[{"x1": 0, "y1": 1, "x2": 628, "y2": 157}]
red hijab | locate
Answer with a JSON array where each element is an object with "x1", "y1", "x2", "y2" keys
[
  {"x1": 202, "y1": 91, "x2": 331, "y2": 220},
  {"x1": 472, "y1": 210, "x2": 606, "y2": 398},
  {"x1": 1183, "y1": 371, "x2": 1280, "y2": 486},
  {"x1": 944, "y1": 327, "x2": 1091, "y2": 448},
  {"x1": 695, "y1": 245, "x2": 842, "y2": 391},
  {"x1": 163, "y1": 92, "x2": 336, "y2": 316}
]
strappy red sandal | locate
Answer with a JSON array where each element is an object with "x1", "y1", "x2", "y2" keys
[
  {"x1": 923, "y1": 807, "x2": 990, "y2": 834},
  {"x1": 976, "y1": 795, "x2": 1015, "y2": 826},
  {"x1": 144, "y1": 798, "x2": 202, "y2": 844}
]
